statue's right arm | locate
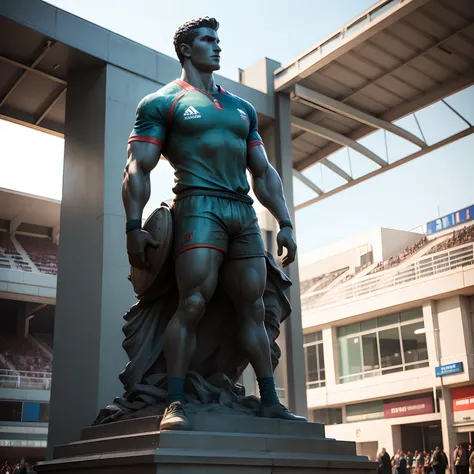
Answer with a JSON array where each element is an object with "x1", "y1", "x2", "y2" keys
[
  {"x1": 122, "y1": 141, "x2": 161, "y2": 269},
  {"x1": 122, "y1": 141, "x2": 161, "y2": 222}
]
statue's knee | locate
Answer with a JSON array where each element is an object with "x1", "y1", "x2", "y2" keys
[{"x1": 181, "y1": 293, "x2": 207, "y2": 325}]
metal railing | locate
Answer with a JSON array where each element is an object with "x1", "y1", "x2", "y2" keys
[
  {"x1": 303, "y1": 243, "x2": 474, "y2": 310},
  {"x1": 0, "y1": 368, "x2": 51, "y2": 390}
]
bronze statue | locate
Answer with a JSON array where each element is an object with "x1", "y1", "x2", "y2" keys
[{"x1": 116, "y1": 17, "x2": 305, "y2": 430}]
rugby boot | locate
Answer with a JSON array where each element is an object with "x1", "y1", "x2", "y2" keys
[
  {"x1": 259, "y1": 402, "x2": 307, "y2": 421},
  {"x1": 160, "y1": 401, "x2": 190, "y2": 431}
]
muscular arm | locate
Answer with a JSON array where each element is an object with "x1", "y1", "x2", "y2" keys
[
  {"x1": 122, "y1": 141, "x2": 161, "y2": 221},
  {"x1": 247, "y1": 145, "x2": 290, "y2": 223}
]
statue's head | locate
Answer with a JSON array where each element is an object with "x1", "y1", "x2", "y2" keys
[{"x1": 173, "y1": 17, "x2": 221, "y2": 72}]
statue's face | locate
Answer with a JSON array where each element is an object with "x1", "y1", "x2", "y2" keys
[{"x1": 182, "y1": 27, "x2": 221, "y2": 72}]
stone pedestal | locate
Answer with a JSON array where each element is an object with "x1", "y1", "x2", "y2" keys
[{"x1": 36, "y1": 414, "x2": 376, "y2": 473}]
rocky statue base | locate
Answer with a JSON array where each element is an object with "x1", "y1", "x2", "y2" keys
[{"x1": 36, "y1": 412, "x2": 376, "y2": 473}]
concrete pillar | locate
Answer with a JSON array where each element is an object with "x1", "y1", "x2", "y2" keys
[
  {"x1": 391, "y1": 425, "x2": 402, "y2": 454},
  {"x1": 47, "y1": 64, "x2": 160, "y2": 457},
  {"x1": 322, "y1": 327, "x2": 337, "y2": 387},
  {"x1": 271, "y1": 92, "x2": 308, "y2": 418},
  {"x1": 440, "y1": 387, "x2": 457, "y2": 472}
]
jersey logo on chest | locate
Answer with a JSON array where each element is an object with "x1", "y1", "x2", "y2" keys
[{"x1": 183, "y1": 106, "x2": 201, "y2": 120}]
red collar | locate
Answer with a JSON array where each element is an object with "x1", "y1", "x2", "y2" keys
[{"x1": 175, "y1": 78, "x2": 225, "y2": 95}]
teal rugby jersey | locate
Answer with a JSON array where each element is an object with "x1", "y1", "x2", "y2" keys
[{"x1": 128, "y1": 79, "x2": 264, "y2": 196}]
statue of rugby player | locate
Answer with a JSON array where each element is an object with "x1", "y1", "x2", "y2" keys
[{"x1": 123, "y1": 17, "x2": 305, "y2": 430}]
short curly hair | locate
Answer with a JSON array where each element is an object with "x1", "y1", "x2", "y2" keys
[{"x1": 173, "y1": 17, "x2": 219, "y2": 66}]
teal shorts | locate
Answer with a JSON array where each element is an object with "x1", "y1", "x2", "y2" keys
[{"x1": 173, "y1": 195, "x2": 265, "y2": 259}]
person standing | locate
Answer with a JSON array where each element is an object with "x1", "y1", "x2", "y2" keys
[
  {"x1": 407, "y1": 451, "x2": 414, "y2": 473},
  {"x1": 399, "y1": 452, "x2": 408, "y2": 474},
  {"x1": 378, "y1": 448, "x2": 392, "y2": 474},
  {"x1": 458, "y1": 444, "x2": 470, "y2": 474},
  {"x1": 432, "y1": 446, "x2": 448, "y2": 474}
]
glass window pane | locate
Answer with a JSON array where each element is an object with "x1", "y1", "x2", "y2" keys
[
  {"x1": 338, "y1": 335, "x2": 362, "y2": 377},
  {"x1": 345, "y1": 323, "x2": 360, "y2": 335},
  {"x1": 400, "y1": 308, "x2": 423, "y2": 322},
  {"x1": 39, "y1": 403, "x2": 50, "y2": 422},
  {"x1": 401, "y1": 322, "x2": 428, "y2": 363},
  {"x1": 362, "y1": 333, "x2": 379, "y2": 371},
  {"x1": 304, "y1": 333, "x2": 317, "y2": 344},
  {"x1": 0, "y1": 401, "x2": 22, "y2": 422},
  {"x1": 377, "y1": 314, "x2": 399, "y2": 327},
  {"x1": 305, "y1": 345, "x2": 319, "y2": 382},
  {"x1": 379, "y1": 328, "x2": 402, "y2": 368},
  {"x1": 361, "y1": 319, "x2": 377, "y2": 331},
  {"x1": 318, "y1": 343, "x2": 325, "y2": 381}
]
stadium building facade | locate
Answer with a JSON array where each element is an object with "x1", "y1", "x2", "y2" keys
[{"x1": 300, "y1": 209, "x2": 474, "y2": 459}]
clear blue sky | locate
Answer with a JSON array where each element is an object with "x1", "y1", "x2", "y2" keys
[{"x1": 1, "y1": 0, "x2": 472, "y2": 255}]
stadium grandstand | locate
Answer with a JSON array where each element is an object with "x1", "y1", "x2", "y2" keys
[
  {"x1": 0, "y1": 188, "x2": 58, "y2": 464},
  {"x1": 300, "y1": 203, "x2": 474, "y2": 459}
]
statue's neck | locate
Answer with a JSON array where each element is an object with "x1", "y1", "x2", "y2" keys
[{"x1": 180, "y1": 65, "x2": 218, "y2": 94}]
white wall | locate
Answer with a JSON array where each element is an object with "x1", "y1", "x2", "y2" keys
[
  {"x1": 0, "y1": 268, "x2": 56, "y2": 303},
  {"x1": 380, "y1": 228, "x2": 423, "y2": 261},
  {"x1": 325, "y1": 413, "x2": 441, "y2": 456}
]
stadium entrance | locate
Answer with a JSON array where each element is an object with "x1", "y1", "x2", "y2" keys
[{"x1": 401, "y1": 422, "x2": 442, "y2": 452}]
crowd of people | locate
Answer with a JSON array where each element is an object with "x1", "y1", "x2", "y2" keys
[
  {"x1": 377, "y1": 444, "x2": 474, "y2": 474},
  {"x1": 371, "y1": 235, "x2": 429, "y2": 274},
  {"x1": 426, "y1": 223, "x2": 474, "y2": 256},
  {"x1": 15, "y1": 235, "x2": 58, "y2": 276},
  {"x1": 1, "y1": 459, "x2": 36, "y2": 473},
  {"x1": 0, "y1": 335, "x2": 52, "y2": 374}
]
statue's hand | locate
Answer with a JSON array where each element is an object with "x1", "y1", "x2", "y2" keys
[
  {"x1": 276, "y1": 227, "x2": 297, "y2": 267},
  {"x1": 126, "y1": 229, "x2": 159, "y2": 269}
]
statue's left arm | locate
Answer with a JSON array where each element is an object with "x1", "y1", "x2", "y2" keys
[{"x1": 247, "y1": 139, "x2": 297, "y2": 267}]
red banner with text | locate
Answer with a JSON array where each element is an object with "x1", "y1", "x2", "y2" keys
[{"x1": 384, "y1": 396, "x2": 433, "y2": 419}]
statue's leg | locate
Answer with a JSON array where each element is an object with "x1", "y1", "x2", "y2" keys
[
  {"x1": 161, "y1": 247, "x2": 223, "y2": 430},
  {"x1": 161, "y1": 194, "x2": 229, "y2": 430},
  {"x1": 219, "y1": 257, "x2": 272, "y2": 378},
  {"x1": 164, "y1": 247, "x2": 224, "y2": 383},
  {"x1": 219, "y1": 200, "x2": 306, "y2": 421}
]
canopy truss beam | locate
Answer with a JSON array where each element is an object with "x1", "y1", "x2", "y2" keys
[
  {"x1": 291, "y1": 115, "x2": 387, "y2": 167},
  {"x1": 292, "y1": 169, "x2": 324, "y2": 196},
  {"x1": 295, "y1": 126, "x2": 474, "y2": 210},
  {"x1": 292, "y1": 84, "x2": 427, "y2": 148}
]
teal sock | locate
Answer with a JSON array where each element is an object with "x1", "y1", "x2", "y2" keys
[
  {"x1": 257, "y1": 376, "x2": 279, "y2": 406},
  {"x1": 167, "y1": 377, "x2": 186, "y2": 403}
]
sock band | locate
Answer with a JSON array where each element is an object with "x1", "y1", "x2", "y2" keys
[
  {"x1": 167, "y1": 377, "x2": 186, "y2": 403},
  {"x1": 257, "y1": 376, "x2": 279, "y2": 406}
]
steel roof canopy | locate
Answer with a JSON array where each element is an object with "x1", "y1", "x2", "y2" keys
[{"x1": 274, "y1": 0, "x2": 474, "y2": 176}]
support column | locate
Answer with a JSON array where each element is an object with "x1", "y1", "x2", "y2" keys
[
  {"x1": 47, "y1": 64, "x2": 160, "y2": 457},
  {"x1": 440, "y1": 388, "x2": 457, "y2": 473},
  {"x1": 270, "y1": 92, "x2": 307, "y2": 417},
  {"x1": 322, "y1": 327, "x2": 337, "y2": 387}
]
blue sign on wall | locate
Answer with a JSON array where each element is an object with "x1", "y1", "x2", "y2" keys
[
  {"x1": 435, "y1": 362, "x2": 463, "y2": 377},
  {"x1": 426, "y1": 204, "x2": 474, "y2": 235}
]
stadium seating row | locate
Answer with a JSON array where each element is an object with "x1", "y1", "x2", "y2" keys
[{"x1": 0, "y1": 334, "x2": 52, "y2": 373}]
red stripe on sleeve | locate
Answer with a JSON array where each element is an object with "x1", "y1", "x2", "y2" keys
[
  {"x1": 128, "y1": 136, "x2": 163, "y2": 148},
  {"x1": 247, "y1": 140, "x2": 264, "y2": 149}
]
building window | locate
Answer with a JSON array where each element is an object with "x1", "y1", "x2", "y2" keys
[
  {"x1": 0, "y1": 401, "x2": 22, "y2": 422},
  {"x1": 304, "y1": 332, "x2": 325, "y2": 388},
  {"x1": 312, "y1": 408, "x2": 342, "y2": 425},
  {"x1": 337, "y1": 308, "x2": 429, "y2": 383}
]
